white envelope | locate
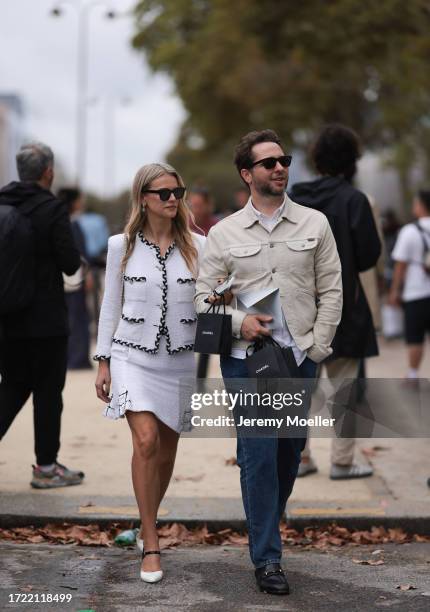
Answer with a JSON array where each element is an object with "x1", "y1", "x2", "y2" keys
[{"x1": 236, "y1": 286, "x2": 285, "y2": 331}]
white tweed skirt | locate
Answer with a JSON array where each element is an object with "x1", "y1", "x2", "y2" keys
[{"x1": 103, "y1": 337, "x2": 195, "y2": 433}]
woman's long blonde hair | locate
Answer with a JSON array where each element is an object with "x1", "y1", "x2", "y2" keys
[{"x1": 122, "y1": 163, "x2": 198, "y2": 274}]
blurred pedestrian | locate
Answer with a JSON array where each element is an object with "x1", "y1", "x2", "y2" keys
[
  {"x1": 357, "y1": 197, "x2": 385, "y2": 399},
  {"x1": 291, "y1": 124, "x2": 381, "y2": 480},
  {"x1": 188, "y1": 186, "x2": 219, "y2": 378},
  {"x1": 94, "y1": 163, "x2": 206, "y2": 584},
  {"x1": 381, "y1": 209, "x2": 402, "y2": 290},
  {"x1": 379, "y1": 210, "x2": 404, "y2": 339},
  {"x1": 359, "y1": 197, "x2": 384, "y2": 333},
  {"x1": 389, "y1": 190, "x2": 430, "y2": 383},
  {"x1": 78, "y1": 206, "x2": 109, "y2": 262},
  {"x1": 0, "y1": 142, "x2": 84, "y2": 488},
  {"x1": 77, "y1": 207, "x2": 109, "y2": 323},
  {"x1": 188, "y1": 186, "x2": 218, "y2": 235},
  {"x1": 222, "y1": 185, "x2": 250, "y2": 217},
  {"x1": 58, "y1": 187, "x2": 92, "y2": 370},
  {"x1": 233, "y1": 185, "x2": 249, "y2": 209}
]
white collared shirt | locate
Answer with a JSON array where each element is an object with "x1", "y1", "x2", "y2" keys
[
  {"x1": 231, "y1": 197, "x2": 307, "y2": 365},
  {"x1": 250, "y1": 200, "x2": 285, "y2": 231}
]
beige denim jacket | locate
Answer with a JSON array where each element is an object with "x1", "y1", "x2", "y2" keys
[{"x1": 194, "y1": 196, "x2": 343, "y2": 363}]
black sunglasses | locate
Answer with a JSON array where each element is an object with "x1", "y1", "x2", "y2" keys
[
  {"x1": 143, "y1": 187, "x2": 186, "y2": 201},
  {"x1": 249, "y1": 155, "x2": 292, "y2": 170}
]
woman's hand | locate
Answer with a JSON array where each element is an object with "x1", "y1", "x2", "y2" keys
[
  {"x1": 207, "y1": 278, "x2": 234, "y2": 305},
  {"x1": 95, "y1": 360, "x2": 111, "y2": 403}
]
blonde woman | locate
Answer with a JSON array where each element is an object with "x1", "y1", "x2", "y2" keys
[{"x1": 94, "y1": 163, "x2": 206, "y2": 583}]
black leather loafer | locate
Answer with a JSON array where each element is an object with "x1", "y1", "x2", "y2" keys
[{"x1": 255, "y1": 563, "x2": 290, "y2": 595}]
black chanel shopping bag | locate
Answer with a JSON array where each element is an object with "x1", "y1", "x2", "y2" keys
[
  {"x1": 244, "y1": 336, "x2": 298, "y2": 423},
  {"x1": 194, "y1": 295, "x2": 232, "y2": 355},
  {"x1": 245, "y1": 336, "x2": 297, "y2": 379}
]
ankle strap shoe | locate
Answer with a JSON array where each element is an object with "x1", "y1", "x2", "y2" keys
[{"x1": 140, "y1": 551, "x2": 163, "y2": 583}]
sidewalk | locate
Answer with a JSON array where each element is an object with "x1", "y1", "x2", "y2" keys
[
  {"x1": 2, "y1": 542, "x2": 430, "y2": 611},
  {"x1": 0, "y1": 338, "x2": 429, "y2": 531}
]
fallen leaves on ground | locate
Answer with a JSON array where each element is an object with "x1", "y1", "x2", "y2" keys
[
  {"x1": 396, "y1": 584, "x2": 417, "y2": 591},
  {"x1": 0, "y1": 522, "x2": 428, "y2": 550},
  {"x1": 0, "y1": 523, "x2": 117, "y2": 547},
  {"x1": 352, "y1": 558, "x2": 385, "y2": 566}
]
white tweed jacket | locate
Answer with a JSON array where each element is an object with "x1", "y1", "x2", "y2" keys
[{"x1": 94, "y1": 232, "x2": 206, "y2": 359}]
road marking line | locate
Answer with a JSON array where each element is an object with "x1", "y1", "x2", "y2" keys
[
  {"x1": 290, "y1": 507, "x2": 386, "y2": 516},
  {"x1": 78, "y1": 505, "x2": 169, "y2": 516}
]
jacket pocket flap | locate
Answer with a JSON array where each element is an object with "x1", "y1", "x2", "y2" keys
[
  {"x1": 286, "y1": 238, "x2": 318, "y2": 252},
  {"x1": 122, "y1": 303, "x2": 146, "y2": 321},
  {"x1": 229, "y1": 245, "x2": 261, "y2": 257}
]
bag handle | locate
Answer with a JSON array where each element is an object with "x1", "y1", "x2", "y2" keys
[
  {"x1": 415, "y1": 221, "x2": 430, "y2": 252},
  {"x1": 246, "y1": 333, "x2": 278, "y2": 357},
  {"x1": 205, "y1": 292, "x2": 226, "y2": 315}
]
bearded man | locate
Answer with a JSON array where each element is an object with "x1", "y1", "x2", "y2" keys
[{"x1": 195, "y1": 129, "x2": 342, "y2": 595}]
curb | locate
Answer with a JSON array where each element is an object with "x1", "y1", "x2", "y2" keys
[
  {"x1": 1, "y1": 493, "x2": 429, "y2": 534},
  {"x1": 1, "y1": 513, "x2": 429, "y2": 536}
]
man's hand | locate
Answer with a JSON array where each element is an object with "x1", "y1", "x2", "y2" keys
[
  {"x1": 240, "y1": 314, "x2": 273, "y2": 341},
  {"x1": 95, "y1": 360, "x2": 111, "y2": 403},
  {"x1": 207, "y1": 278, "x2": 233, "y2": 305}
]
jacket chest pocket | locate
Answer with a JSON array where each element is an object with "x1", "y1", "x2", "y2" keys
[
  {"x1": 228, "y1": 244, "x2": 262, "y2": 277},
  {"x1": 282, "y1": 239, "x2": 318, "y2": 271},
  {"x1": 175, "y1": 277, "x2": 196, "y2": 303},
  {"x1": 123, "y1": 275, "x2": 147, "y2": 302}
]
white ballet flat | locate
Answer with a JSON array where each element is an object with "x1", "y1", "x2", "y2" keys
[
  {"x1": 140, "y1": 550, "x2": 162, "y2": 583},
  {"x1": 140, "y1": 569, "x2": 163, "y2": 583}
]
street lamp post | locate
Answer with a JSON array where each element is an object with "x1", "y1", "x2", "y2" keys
[
  {"x1": 103, "y1": 95, "x2": 132, "y2": 199},
  {"x1": 50, "y1": 0, "x2": 116, "y2": 190}
]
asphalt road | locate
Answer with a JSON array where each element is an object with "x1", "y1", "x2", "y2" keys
[{"x1": 0, "y1": 542, "x2": 429, "y2": 611}]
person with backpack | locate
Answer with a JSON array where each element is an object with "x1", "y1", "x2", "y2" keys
[
  {"x1": 0, "y1": 142, "x2": 84, "y2": 488},
  {"x1": 389, "y1": 190, "x2": 430, "y2": 385}
]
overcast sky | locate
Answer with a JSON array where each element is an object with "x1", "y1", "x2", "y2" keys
[{"x1": 0, "y1": 0, "x2": 185, "y2": 195}]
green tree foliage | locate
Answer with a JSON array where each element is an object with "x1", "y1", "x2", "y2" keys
[{"x1": 132, "y1": 0, "x2": 430, "y2": 209}]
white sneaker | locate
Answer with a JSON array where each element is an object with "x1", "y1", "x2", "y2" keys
[
  {"x1": 297, "y1": 457, "x2": 318, "y2": 478},
  {"x1": 330, "y1": 464, "x2": 373, "y2": 480},
  {"x1": 140, "y1": 551, "x2": 163, "y2": 583}
]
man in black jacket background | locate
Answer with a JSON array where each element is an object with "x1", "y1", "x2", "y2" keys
[
  {"x1": 290, "y1": 124, "x2": 381, "y2": 480},
  {"x1": 0, "y1": 142, "x2": 85, "y2": 488}
]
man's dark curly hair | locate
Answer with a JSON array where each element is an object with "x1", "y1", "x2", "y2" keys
[
  {"x1": 311, "y1": 124, "x2": 361, "y2": 180},
  {"x1": 418, "y1": 190, "x2": 430, "y2": 213},
  {"x1": 234, "y1": 129, "x2": 283, "y2": 174}
]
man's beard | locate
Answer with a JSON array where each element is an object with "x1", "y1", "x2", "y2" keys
[{"x1": 255, "y1": 175, "x2": 288, "y2": 197}]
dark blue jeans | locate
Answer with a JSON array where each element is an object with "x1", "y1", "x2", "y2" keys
[{"x1": 220, "y1": 355, "x2": 317, "y2": 569}]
